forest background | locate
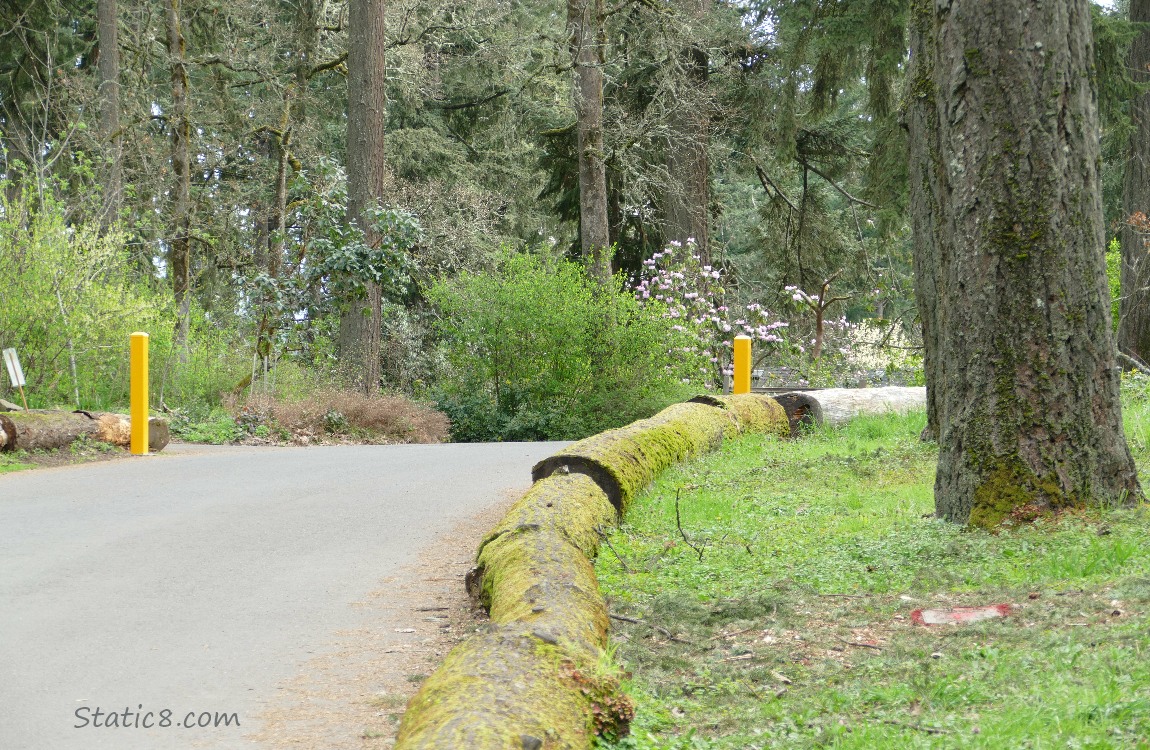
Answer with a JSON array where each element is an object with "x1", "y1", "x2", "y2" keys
[{"x1": 0, "y1": 0, "x2": 1139, "y2": 443}]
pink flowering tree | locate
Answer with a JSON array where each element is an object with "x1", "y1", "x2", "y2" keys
[
  {"x1": 783, "y1": 271, "x2": 851, "y2": 361},
  {"x1": 634, "y1": 239, "x2": 790, "y2": 389}
]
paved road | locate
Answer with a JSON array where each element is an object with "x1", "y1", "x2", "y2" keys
[{"x1": 0, "y1": 441, "x2": 564, "y2": 750}]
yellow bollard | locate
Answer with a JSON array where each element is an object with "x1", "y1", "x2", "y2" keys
[
  {"x1": 130, "y1": 332, "x2": 150, "y2": 455},
  {"x1": 733, "y1": 335, "x2": 752, "y2": 395}
]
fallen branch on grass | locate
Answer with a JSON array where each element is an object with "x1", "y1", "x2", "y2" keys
[
  {"x1": 608, "y1": 613, "x2": 691, "y2": 644},
  {"x1": 596, "y1": 524, "x2": 631, "y2": 573},
  {"x1": 879, "y1": 719, "x2": 950, "y2": 735},
  {"x1": 675, "y1": 487, "x2": 708, "y2": 561}
]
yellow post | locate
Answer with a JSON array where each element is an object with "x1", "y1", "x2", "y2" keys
[
  {"x1": 733, "y1": 335, "x2": 752, "y2": 395},
  {"x1": 130, "y1": 332, "x2": 150, "y2": 455}
]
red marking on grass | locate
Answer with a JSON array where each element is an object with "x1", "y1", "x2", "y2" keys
[{"x1": 910, "y1": 604, "x2": 1012, "y2": 626}]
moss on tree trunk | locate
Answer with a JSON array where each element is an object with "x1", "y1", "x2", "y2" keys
[{"x1": 907, "y1": 0, "x2": 1142, "y2": 526}]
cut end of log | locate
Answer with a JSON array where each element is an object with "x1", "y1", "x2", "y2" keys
[
  {"x1": 532, "y1": 456, "x2": 623, "y2": 511},
  {"x1": 773, "y1": 392, "x2": 822, "y2": 437}
]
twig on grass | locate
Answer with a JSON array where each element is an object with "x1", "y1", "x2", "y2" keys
[
  {"x1": 879, "y1": 719, "x2": 950, "y2": 735},
  {"x1": 674, "y1": 487, "x2": 708, "y2": 561},
  {"x1": 838, "y1": 638, "x2": 883, "y2": 651},
  {"x1": 708, "y1": 627, "x2": 757, "y2": 641},
  {"x1": 595, "y1": 524, "x2": 631, "y2": 573},
  {"x1": 609, "y1": 613, "x2": 691, "y2": 644}
]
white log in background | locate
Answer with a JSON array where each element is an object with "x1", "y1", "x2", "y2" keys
[{"x1": 773, "y1": 386, "x2": 926, "y2": 435}]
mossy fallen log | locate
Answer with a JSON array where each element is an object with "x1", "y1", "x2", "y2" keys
[
  {"x1": 531, "y1": 401, "x2": 734, "y2": 512},
  {"x1": 474, "y1": 526, "x2": 609, "y2": 659},
  {"x1": 688, "y1": 393, "x2": 789, "y2": 437},
  {"x1": 399, "y1": 401, "x2": 738, "y2": 748},
  {"x1": 479, "y1": 473, "x2": 618, "y2": 559},
  {"x1": 395, "y1": 627, "x2": 610, "y2": 749},
  {"x1": 399, "y1": 474, "x2": 630, "y2": 749},
  {"x1": 773, "y1": 386, "x2": 926, "y2": 436},
  {"x1": 0, "y1": 410, "x2": 170, "y2": 452}
]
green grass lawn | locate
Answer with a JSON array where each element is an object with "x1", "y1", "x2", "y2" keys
[{"x1": 595, "y1": 408, "x2": 1150, "y2": 749}]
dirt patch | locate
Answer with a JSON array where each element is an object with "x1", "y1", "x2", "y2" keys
[
  {"x1": 6, "y1": 437, "x2": 131, "y2": 469},
  {"x1": 249, "y1": 491, "x2": 521, "y2": 749}
]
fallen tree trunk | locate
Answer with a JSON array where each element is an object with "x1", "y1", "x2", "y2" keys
[
  {"x1": 773, "y1": 386, "x2": 926, "y2": 436},
  {"x1": 532, "y1": 401, "x2": 736, "y2": 512},
  {"x1": 0, "y1": 410, "x2": 170, "y2": 452}
]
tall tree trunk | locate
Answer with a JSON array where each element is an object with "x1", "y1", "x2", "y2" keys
[
  {"x1": 166, "y1": 0, "x2": 192, "y2": 354},
  {"x1": 665, "y1": 0, "x2": 710, "y2": 265},
  {"x1": 567, "y1": 0, "x2": 611, "y2": 283},
  {"x1": 343, "y1": 0, "x2": 387, "y2": 394},
  {"x1": 906, "y1": 5, "x2": 941, "y2": 444},
  {"x1": 907, "y1": 0, "x2": 1141, "y2": 527},
  {"x1": 96, "y1": 0, "x2": 122, "y2": 227},
  {"x1": 1119, "y1": 0, "x2": 1150, "y2": 363}
]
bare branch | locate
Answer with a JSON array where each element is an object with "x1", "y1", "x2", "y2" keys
[{"x1": 799, "y1": 159, "x2": 879, "y2": 208}]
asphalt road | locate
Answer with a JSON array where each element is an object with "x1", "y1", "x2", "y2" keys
[{"x1": 0, "y1": 441, "x2": 565, "y2": 750}]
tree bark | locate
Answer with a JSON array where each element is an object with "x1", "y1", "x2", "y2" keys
[
  {"x1": 0, "y1": 412, "x2": 169, "y2": 453},
  {"x1": 97, "y1": 0, "x2": 122, "y2": 227},
  {"x1": 665, "y1": 0, "x2": 711, "y2": 265},
  {"x1": 906, "y1": 10, "x2": 941, "y2": 443},
  {"x1": 568, "y1": 0, "x2": 611, "y2": 283},
  {"x1": 342, "y1": 0, "x2": 388, "y2": 395},
  {"x1": 166, "y1": 0, "x2": 192, "y2": 354},
  {"x1": 1119, "y1": 0, "x2": 1150, "y2": 362},
  {"x1": 907, "y1": 0, "x2": 1142, "y2": 526}
]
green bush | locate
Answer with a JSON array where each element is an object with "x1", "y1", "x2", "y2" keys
[
  {"x1": 0, "y1": 186, "x2": 168, "y2": 409},
  {"x1": 427, "y1": 250, "x2": 701, "y2": 441},
  {"x1": 0, "y1": 184, "x2": 251, "y2": 412}
]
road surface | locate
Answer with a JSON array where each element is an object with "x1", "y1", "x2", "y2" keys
[{"x1": 0, "y1": 441, "x2": 564, "y2": 750}]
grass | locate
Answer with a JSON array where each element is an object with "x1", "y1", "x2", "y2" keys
[
  {"x1": 0, "y1": 451, "x2": 33, "y2": 474},
  {"x1": 594, "y1": 408, "x2": 1150, "y2": 749},
  {"x1": 0, "y1": 434, "x2": 122, "y2": 474}
]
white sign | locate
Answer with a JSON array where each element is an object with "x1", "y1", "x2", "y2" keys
[{"x1": 3, "y1": 348, "x2": 25, "y2": 388}]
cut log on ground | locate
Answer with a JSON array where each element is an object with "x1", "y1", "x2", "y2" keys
[
  {"x1": 531, "y1": 401, "x2": 736, "y2": 512},
  {"x1": 773, "y1": 386, "x2": 926, "y2": 436},
  {"x1": 399, "y1": 472, "x2": 630, "y2": 749},
  {"x1": 688, "y1": 393, "x2": 790, "y2": 436},
  {"x1": 395, "y1": 627, "x2": 606, "y2": 749},
  {"x1": 0, "y1": 410, "x2": 170, "y2": 452}
]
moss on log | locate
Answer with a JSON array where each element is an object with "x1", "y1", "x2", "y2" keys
[
  {"x1": 399, "y1": 470, "x2": 630, "y2": 749},
  {"x1": 475, "y1": 527, "x2": 608, "y2": 659},
  {"x1": 395, "y1": 627, "x2": 596, "y2": 749},
  {"x1": 532, "y1": 401, "x2": 734, "y2": 512},
  {"x1": 480, "y1": 474, "x2": 617, "y2": 559},
  {"x1": 688, "y1": 393, "x2": 789, "y2": 437},
  {"x1": 400, "y1": 401, "x2": 742, "y2": 748}
]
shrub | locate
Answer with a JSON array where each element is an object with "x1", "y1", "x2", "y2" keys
[
  {"x1": 0, "y1": 183, "x2": 253, "y2": 413},
  {"x1": 228, "y1": 389, "x2": 450, "y2": 443},
  {"x1": 427, "y1": 250, "x2": 698, "y2": 441},
  {"x1": 0, "y1": 186, "x2": 169, "y2": 409}
]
